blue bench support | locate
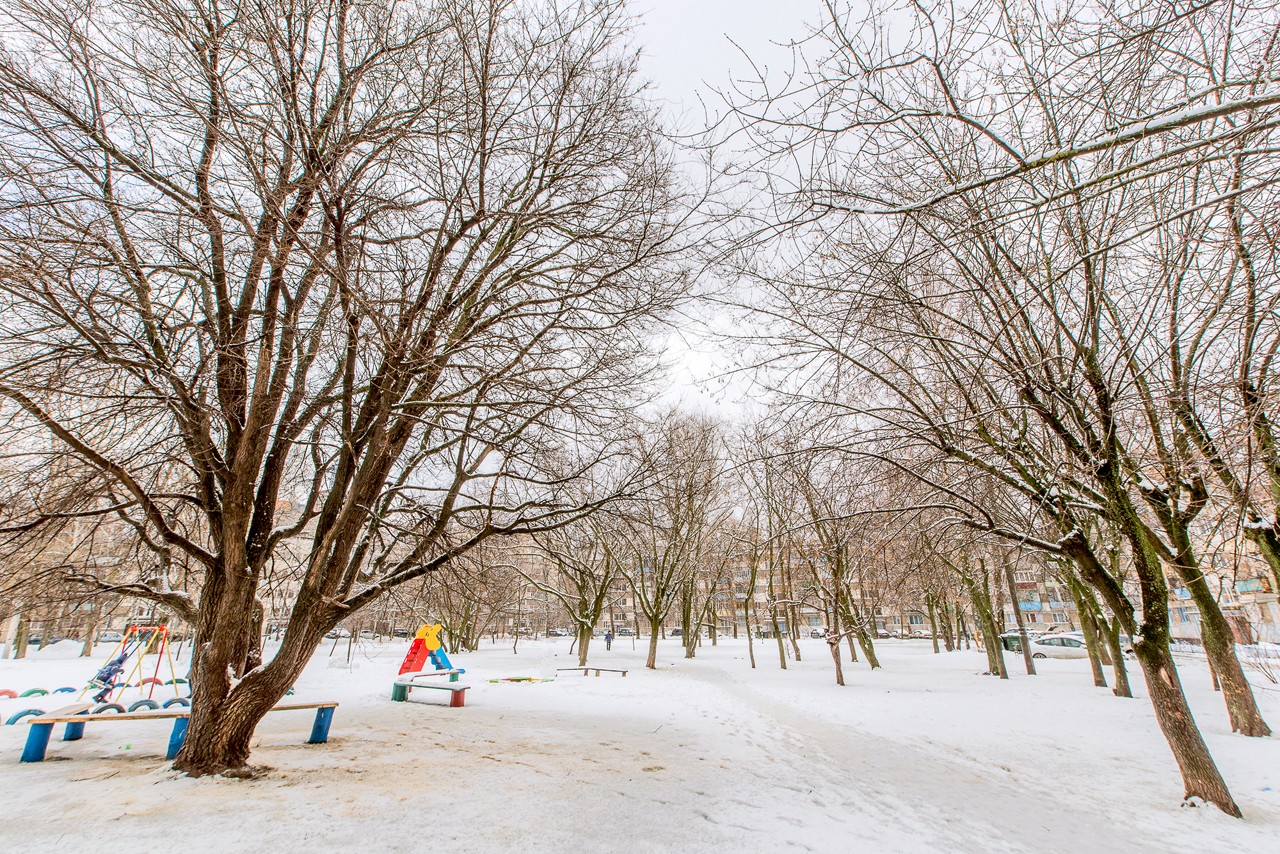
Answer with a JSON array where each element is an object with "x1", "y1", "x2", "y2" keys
[
  {"x1": 308, "y1": 706, "x2": 334, "y2": 744},
  {"x1": 166, "y1": 717, "x2": 189, "y2": 760},
  {"x1": 22, "y1": 722, "x2": 54, "y2": 763},
  {"x1": 64, "y1": 714, "x2": 89, "y2": 742}
]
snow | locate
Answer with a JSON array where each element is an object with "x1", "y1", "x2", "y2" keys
[{"x1": 2, "y1": 637, "x2": 1278, "y2": 852}]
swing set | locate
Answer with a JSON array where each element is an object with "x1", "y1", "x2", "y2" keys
[{"x1": 86, "y1": 624, "x2": 185, "y2": 705}]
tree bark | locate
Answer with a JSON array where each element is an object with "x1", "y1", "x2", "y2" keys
[
  {"x1": 80, "y1": 618, "x2": 97, "y2": 658},
  {"x1": 964, "y1": 573, "x2": 1006, "y2": 678},
  {"x1": 1170, "y1": 560, "x2": 1270, "y2": 736},
  {"x1": 927, "y1": 599, "x2": 940, "y2": 654},
  {"x1": 855, "y1": 629, "x2": 881, "y2": 669},
  {"x1": 1003, "y1": 561, "x2": 1036, "y2": 676},
  {"x1": 577, "y1": 626, "x2": 592, "y2": 667},
  {"x1": 645, "y1": 615, "x2": 661, "y2": 669},
  {"x1": 1133, "y1": 639, "x2": 1241, "y2": 816},
  {"x1": 827, "y1": 635, "x2": 845, "y2": 686},
  {"x1": 1065, "y1": 575, "x2": 1108, "y2": 688}
]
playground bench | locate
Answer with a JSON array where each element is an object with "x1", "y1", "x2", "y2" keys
[
  {"x1": 555, "y1": 667, "x2": 629, "y2": 677},
  {"x1": 20, "y1": 701, "x2": 338, "y2": 763},
  {"x1": 398, "y1": 668, "x2": 463, "y2": 683},
  {"x1": 391, "y1": 679, "x2": 469, "y2": 706}
]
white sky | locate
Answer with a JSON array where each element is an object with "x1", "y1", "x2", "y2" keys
[
  {"x1": 625, "y1": 1, "x2": 831, "y2": 414},
  {"x1": 629, "y1": 0, "x2": 827, "y2": 127}
]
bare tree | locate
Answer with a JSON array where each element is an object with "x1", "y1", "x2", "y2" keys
[
  {"x1": 724, "y1": 0, "x2": 1280, "y2": 816},
  {"x1": 616, "y1": 411, "x2": 726, "y2": 669},
  {"x1": 0, "y1": 0, "x2": 695, "y2": 774}
]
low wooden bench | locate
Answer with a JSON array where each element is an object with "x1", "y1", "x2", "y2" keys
[
  {"x1": 398, "y1": 669, "x2": 463, "y2": 683},
  {"x1": 21, "y1": 701, "x2": 338, "y2": 763},
  {"x1": 391, "y1": 679, "x2": 469, "y2": 706},
  {"x1": 555, "y1": 667, "x2": 628, "y2": 677}
]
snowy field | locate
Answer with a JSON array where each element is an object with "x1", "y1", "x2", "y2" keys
[{"x1": 2, "y1": 636, "x2": 1278, "y2": 853}]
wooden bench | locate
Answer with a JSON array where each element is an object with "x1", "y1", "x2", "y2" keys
[
  {"x1": 398, "y1": 669, "x2": 463, "y2": 683},
  {"x1": 21, "y1": 701, "x2": 338, "y2": 763},
  {"x1": 391, "y1": 679, "x2": 469, "y2": 706},
  {"x1": 555, "y1": 667, "x2": 629, "y2": 677}
]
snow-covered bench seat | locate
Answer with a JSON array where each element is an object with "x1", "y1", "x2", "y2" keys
[
  {"x1": 20, "y1": 701, "x2": 338, "y2": 763},
  {"x1": 555, "y1": 667, "x2": 629, "y2": 677},
  {"x1": 390, "y1": 678, "x2": 470, "y2": 706}
]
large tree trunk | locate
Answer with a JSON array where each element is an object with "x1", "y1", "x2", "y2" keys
[
  {"x1": 1065, "y1": 575, "x2": 1107, "y2": 689},
  {"x1": 1172, "y1": 560, "x2": 1270, "y2": 736},
  {"x1": 772, "y1": 611, "x2": 788, "y2": 670},
  {"x1": 14, "y1": 614, "x2": 30, "y2": 660},
  {"x1": 175, "y1": 611, "x2": 324, "y2": 776},
  {"x1": 940, "y1": 600, "x2": 955, "y2": 651},
  {"x1": 174, "y1": 549, "x2": 328, "y2": 776},
  {"x1": 645, "y1": 615, "x2": 661, "y2": 669},
  {"x1": 1079, "y1": 607, "x2": 1108, "y2": 689},
  {"x1": 964, "y1": 574, "x2": 1006, "y2": 677},
  {"x1": 80, "y1": 618, "x2": 97, "y2": 658},
  {"x1": 855, "y1": 628, "x2": 880, "y2": 669},
  {"x1": 577, "y1": 626, "x2": 592, "y2": 667},
  {"x1": 927, "y1": 599, "x2": 940, "y2": 654},
  {"x1": 1003, "y1": 562, "x2": 1036, "y2": 676},
  {"x1": 1132, "y1": 638, "x2": 1241, "y2": 816},
  {"x1": 1103, "y1": 488, "x2": 1239, "y2": 816},
  {"x1": 1101, "y1": 615, "x2": 1132, "y2": 698},
  {"x1": 827, "y1": 635, "x2": 845, "y2": 686}
]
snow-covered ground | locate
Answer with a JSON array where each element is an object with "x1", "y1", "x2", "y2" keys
[{"x1": 2, "y1": 635, "x2": 1277, "y2": 853}]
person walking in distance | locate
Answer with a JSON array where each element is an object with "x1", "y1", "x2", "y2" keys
[{"x1": 605, "y1": 630, "x2": 614, "y2": 651}]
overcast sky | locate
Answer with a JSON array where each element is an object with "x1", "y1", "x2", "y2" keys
[
  {"x1": 629, "y1": 0, "x2": 827, "y2": 126},
  {"x1": 624, "y1": 2, "x2": 831, "y2": 412}
]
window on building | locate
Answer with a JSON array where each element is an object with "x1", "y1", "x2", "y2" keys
[{"x1": 908, "y1": 614, "x2": 925, "y2": 626}]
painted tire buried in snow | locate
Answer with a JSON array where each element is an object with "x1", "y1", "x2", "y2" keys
[
  {"x1": 162, "y1": 698, "x2": 190, "y2": 708},
  {"x1": 5, "y1": 709, "x2": 45, "y2": 725},
  {"x1": 0, "y1": 689, "x2": 16, "y2": 699},
  {"x1": 92, "y1": 703, "x2": 126, "y2": 714},
  {"x1": 127, "y1": 699, "x2": 160, "y2": 712},
  {"x1": 19, "y1": 688, "x2": 48, "y2": 697}
]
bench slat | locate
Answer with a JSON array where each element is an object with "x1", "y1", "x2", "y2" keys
[{"x1": 31, "y1": 700, "x2": 338, "y2": 725}]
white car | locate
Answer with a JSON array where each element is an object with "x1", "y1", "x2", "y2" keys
[{"x1": 1030, "y1": 634, "x2": 1089, "y2": 659}]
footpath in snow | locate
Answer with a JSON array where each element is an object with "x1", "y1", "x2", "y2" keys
[{"x1": 1, "y1": 636, "x2": 1278, "y2": 853}]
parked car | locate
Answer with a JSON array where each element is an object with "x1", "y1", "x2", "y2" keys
[
  {"x1": 547, "y1": 628, "x2": 572, "y2": 637},
  {"x1": 392, "y1": 628, "x2": 410, "y2": 638},
  {"x1": 876, "y1": 629, "x2": 891, "y2": 639},
  {"x1": 998, "y1": 629, "x2": 1046, "y2": 652},
  {"x1": 358, "y1": 629, "x2": 376, "y2": 639},
  {"x1": 910, "y1": 629, "x2": 931, "y2": 639},
  {"x1": 809, "y1": 628, "x2": 826, "y2": 638},
  {"x1": 616, "y1": 627, "x2": 634, "y2": 636},
  {"x1": 1030, "y1": 634, "x2": 1089, "y2": 660},
  {"x1": 325, "y1": 628, "x2": 351, "y2": 639},
  {"x1": 97, "y1": 631, "x2": 125, "y2": 643},
  {"x1": 1056, "y1": 630, "x2": 1137, "y2": 658},
  {"x1": 670, "y1": 628, "x2": 683, "y2": 637}
]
